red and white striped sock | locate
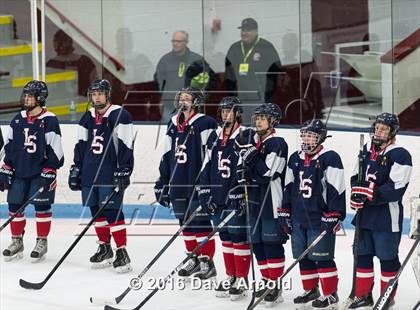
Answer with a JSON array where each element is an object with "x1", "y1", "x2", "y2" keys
[
  {"x1": 35, "y1": 212, "x2": 52, "y2": 238},
  {"x1": 110, "y1": 220, "x2": 127, "y2": 248},
  {"x1": 267, "y1": 257, "x2": 285, "y2": 281},
  {"x1": 380, "y1": 271, "x2": 398, "y2": 299},
  {"x1": 300, "y1": 269, "x2": 319, "y2": 291},
  {"x1": 257, "y1": 260, "x2": 270, "y2": 279},
  {"x1": 10, "y1": 212, "x2": 26, "y2": 237},
  {"x1": 318, "y1": 267, "x2": 339, "y2": 296},
  {"x1": 182, "y1": 231, "x2": 197, "y2": 252},
  {"x1": 355, "y1": 268, "x2": 374, "y2": 297},
  {"x1": 94, "y1": 217, "x2": 111, "y2": 243},
  {"x1": 233, "y1": 243, "x2": 251, "y2": 278},
  {"x1": 196, "y1": 232, "x2": 215, "y2": 258},
  {"x1": 222, "y1": 241, "x2": 235, "y2": 276}
]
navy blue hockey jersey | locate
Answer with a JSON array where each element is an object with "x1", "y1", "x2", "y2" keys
[
  {"x1": 351, "y1": 142, "x2": 412, "y2": 232},
  {"x1": 157, "y1": 113, "x2": 217, "y2": 200},
  {"x1": 200, "y1": 125, "x2": 244, "y2": 205},
  {"x1": 242, "y1": 128, "x2": 288, "y2": 220},
  {"x1": 73, "y1": 105, "x2": 134, "y2": 187},
  {"x1": 4, "y1": 110, "x2": 64, "y2": 178},
  {"x1": 283, "y1": 147, "x2": 346, "y2": 229}
]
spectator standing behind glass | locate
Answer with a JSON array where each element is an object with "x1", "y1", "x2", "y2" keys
[
  {"x1": 154, "y1": 31, "x2": 215, "y2": 122},
  {"x1": 224, "y1": 18, "x2": 282, "y2": 124}
]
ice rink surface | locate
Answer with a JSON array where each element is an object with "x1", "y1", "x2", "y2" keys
[{"x1": 1, "y1": 219, "x2": 419, "y2": 310}]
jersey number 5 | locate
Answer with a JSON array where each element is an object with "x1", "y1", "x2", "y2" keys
[
  {"x1": 175, "y1": 137, "x2": 187, "y2": 164},
  {"x1": 92, "y1": 129, "x2": 104, "y2": 154},
  {"x1": 23, "y1": 128, "x2": 37, "y2": 153},
  {"x1": 299, "y1": 171, "x2": 312, "y2": 198},
  {"x1": 217, "y1": 151, "x2": 231, "y2": 178}
]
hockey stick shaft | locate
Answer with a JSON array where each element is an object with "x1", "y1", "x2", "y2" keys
[
  {"x1": 373, "y1": 237, "x2": 420, "y2": 310},
  {"x1": 248, "y1": 230, "x2": 328, "y2": 310},
  {"x1": 342, "y1": 134, "x2": 365, "y2": 310},
  {"x1": 0, "y1": 188, "x2": 44, "y2": 232},
  {"x1": 19, "y1": 188, "x2": 119, "y2": 290},
  {"x1": 104, "y1": 209, "x2": 237, "y2": 310},
  {"x1": 92, "y1": 205, "x2": 203, "y2": 305}
]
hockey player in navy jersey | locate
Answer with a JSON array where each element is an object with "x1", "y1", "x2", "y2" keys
[
  {"x1": 154, "y1": 87, "x2": 217, "y2": 280},
  {"x1": 234, "y1": 102, "x2": 288, "y2": 306},
  {"x1": 280, "y1": 119, "x2": 345, "y2": 309},
  {"x1": 68, "y1": 79, "x2": 134, "y2": 273},
  {"x1": 348, "y1": 113, "x2": 412, "y2": 309},
  {"x1": 198, "y1": 96, "x2": 251, "y2": 300},
  {"x1": 0, "y1": 80, "x2": 64, "y2": 262}
]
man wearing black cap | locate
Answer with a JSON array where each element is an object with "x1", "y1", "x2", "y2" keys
[{"x1": 224, "y1": 18, "x2": 282, "y2": 123}]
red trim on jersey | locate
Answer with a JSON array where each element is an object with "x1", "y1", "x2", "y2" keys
[
  {"x1": 95, "y1": 104, "x2": 112, "y2": 125},
  {"x1": 176, "y1": 112, "x2": 196, "y2": 132},
  {"x1": 221, "y1": 123, "x2": 240, "y2": 146},
  {"x1": 26, "y1": 108, "x2": 47, "y2": 124},
  {"x1": 256, "y1": 129, "x2": 275, "y2": 150},
  {"x1": 304, "y1": 145, "x2": 324, "y2": 167}
]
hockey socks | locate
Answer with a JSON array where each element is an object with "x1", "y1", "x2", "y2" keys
[
  {"x1": 94, "y1": 217, "x2": 111, "y2": 243},
  {"x1": 299, "y1": 258, "x2": 319, "y2": 291},
  {"x1": 317, "y1": 260, "x2": 338, "y2": 296},
  {"x1": 35, "y1": 211, "x2": 52, "y2": 238},
  {"x1": 9, "y1": 212, "x2": 26, "y2": 237},
  {"x1": 233, "y1": 242, "x2": 251, "y2": 278}
]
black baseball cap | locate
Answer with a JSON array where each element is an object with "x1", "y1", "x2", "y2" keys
[{"x1": 238, "y1": 18, "x2": 258, "y2": 31}]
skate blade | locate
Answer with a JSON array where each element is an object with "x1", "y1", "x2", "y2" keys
[
  {"x1": 230, "y1": 291, "x2": 248, "y2": 301},
  {"x1": 3, "y1": 252, "x2": 23, "y2": 262},
  {"x1": 30, "y1": 255, "x2": 46, "y2": 264},
  {"x1": 294, "y1": 302, "x2": 312, "y2": 310},
  {"x1": 264, "y1": 296, "x2": 284, "y2": 308},
  {"x1": 91, "y1": 259, "x2": 113, "y2": 269},
  {"x1": 115, "y1": 263, "x2": 133, "y2": 274},
  {"x1": 215, "y1": 291, "x2": 230, "y2": 298},
  {"x1": 339, "y1": 299, "x2": 354, "y2": 310},
  {"x1": 314, "y1": 304, "x2": 338, "y2": 310}
]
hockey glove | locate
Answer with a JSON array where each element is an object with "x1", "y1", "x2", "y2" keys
[
  {"x1": 154, "y1": 181, "x2": 170, "y2": 208},
  {"x1": 278, "y1": 208, "x2": 292, "y2": 235},
  {"x1": 351, "y1": 180, "x2": 375, "y2": 202},
  {"x1": 236, "y1": 165, "x2": 250, "y2": 185},
  {"x1": 40, "y1": 168, "x2": 57, "y2": 192},
  {"x1": 321, "y1": 212, "x2": 341, "y2": 233},
  {"x1": 68, "y1": 165, "x2": 81, "y2": 191},
  {"x1": 0, "y1": 164, "x2": 14, "y2": 191},
  {"x1": 228, "y1": 187, "x2": 246, "y2": 216},
  {"x1": 198, "y1": 187, "x2": 217, "y2": 216},
  {"x1": 113, "y1": 167, "x2": 132, "y2": 191},
  {"x1": 234, "y1": 129, "x2": 256, "y2": 156}
]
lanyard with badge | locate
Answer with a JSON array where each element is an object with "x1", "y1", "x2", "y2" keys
[{"x1": 239, "y1": 36, "x2": 260, "y2": 76}]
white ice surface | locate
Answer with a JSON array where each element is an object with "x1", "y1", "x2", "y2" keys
[{"x1": 1, "y1": 219, "x2": 419, "y2": 310}]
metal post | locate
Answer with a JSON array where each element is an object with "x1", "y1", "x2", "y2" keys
[
  {"x1": 40, "y1": 0, "x2": 46, "y2": 82},
  {"x1": 30, "y1": 0, "x2": 39, "y2": 80}
]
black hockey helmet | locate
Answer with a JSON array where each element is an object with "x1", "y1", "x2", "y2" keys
[
  {"x1": 371, "y1": 112, "x2": 400, "y2": 146},
  {"x1": 21, "y1": 80, "x2": 48, "y2": 107},
  {"x1": 218, "y1": 96, "x2": 243, "y2": 125},
  {"x1": 88, "y1": 79, "x2": 111, "y2": 109},
  {"x1": 254, "y1": 102, "x2": 282, "y2": 127},
  {"x1": 300, "y1": 119, "x2": 327, "y2": 154},
  {"x1": 173, "y1": 87, "x2": 204, "y2": 112}
]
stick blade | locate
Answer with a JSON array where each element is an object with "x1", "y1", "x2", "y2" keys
[
  {"x1": 104, "y1": 305, "x2": 123, "y2": 310},
  {"x1": 90, "y1": 296, "x2": 117, "y2": 305},
  {"x1": 19, "y1": 278, "x2": 44, "y2": 290}
]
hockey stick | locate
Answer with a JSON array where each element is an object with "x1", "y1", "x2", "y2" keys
[
  {"x1": 373, "y1": 237, "x2": 420, "y2": 310},
  {"x1": 0, "y1": 187, "x2": 44, "y2": 233},
  {"x1": 341, "y1": 134, "x2": 365, "y2": 309},
  {"x1": 89, "y1": 205, "x2": 203, "y2": 305},
  {"x1": 413, "y1": 300, "x2": 420, "y2": 310},
  {"x1": 104, "y1": 209, "x2": 237, "y2": 310},
  {"x1": 248, "y1": 230, "x2": 328, "y2": 310},
  {"x1": 19, "y1": 187, "x2": 120, "y2": 290}
]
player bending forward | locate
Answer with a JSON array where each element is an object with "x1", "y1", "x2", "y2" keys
[
  {"x1": 198, "y1": 96, "x2": 251, "y2": 300},
  {"x1": 69, "y1": 79, "x2": 134, "y2": 273},
  {"x1": 234, "y1": 102, "x2": 288, "y2": 306},
  {"x1": 348, "y1": 113, "x2": 412, "y2": 309},
  {"x1": 280, "y1": 119, "x2": 345, "y2": 309},
  {"x1": 1, "y1": 80, "x2": 64, "y2": 262},
  {"x1": 154, "y1": 88, "x2": 217, "y2": 280}
]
